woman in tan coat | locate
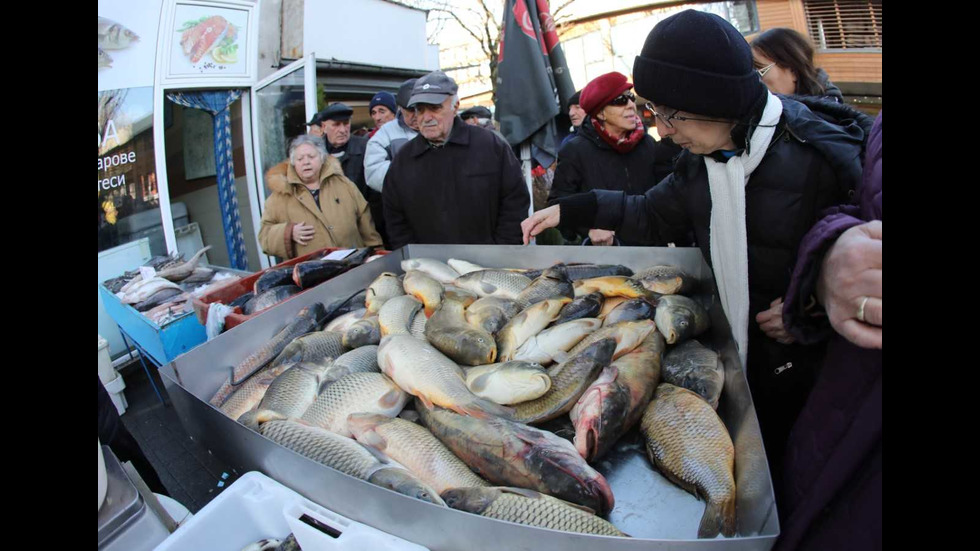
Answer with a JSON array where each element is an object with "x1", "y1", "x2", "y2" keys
[{"x1": 259, "y1": 135, "x2": 383, "y2": 259}]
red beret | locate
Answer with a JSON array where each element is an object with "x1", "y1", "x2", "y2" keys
[{"x1": 580, "y1": 72, "x2": 633, "y2": 117}]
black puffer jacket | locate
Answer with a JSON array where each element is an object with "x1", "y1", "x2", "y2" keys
[
  {"x1": 548, "y1": 117, "x2": 680, "y2": 244},
  {"x1": 560, "y1": 97, "x2": 872, "y2": 468}
]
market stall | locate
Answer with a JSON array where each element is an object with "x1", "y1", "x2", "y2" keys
[{"x1": 160, "y1": 244, "x2": 778, "y2": 550}]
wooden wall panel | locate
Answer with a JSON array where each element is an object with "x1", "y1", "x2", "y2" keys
[
  {"x1": 815, "y1": 52, "x2": 882, "y2": 83},
  {"x1": 754, "y1": 1, "x2": 881, "y2": 85}
]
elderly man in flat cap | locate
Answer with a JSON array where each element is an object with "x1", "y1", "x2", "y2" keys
[
  {"x1": 319, "y1": 102, "x2": 381, "y2": 242},
  {"x1": 382, "y1": 71, "x2": 529, "y2": 249}
]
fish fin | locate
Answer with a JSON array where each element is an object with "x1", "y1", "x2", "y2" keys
[
  {"x1": 379, "y1": 388, "x2": 406, "y2": 408},
  {"x1": 355, "y1": 429, "x2": 388, "y2": 452},
  {"x1": 417, "y1": 393, "x2": 436, "y2": 410},
  {"x1": 454, "y1": 397, "x2": 515, "y2": 421},
  {"x1": 497, "y1": 487, "x2": 543, "y2": 500},
  {"x1": 699, "y1": 497, "x2": 737, "y2": 539},
  {"x1": 468, "y1": 372, "x2": 492, "y2": 393}
]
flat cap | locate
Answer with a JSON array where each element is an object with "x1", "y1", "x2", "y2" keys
[
  {"x1": 319, "y1": 103, "x2": 354, "y2": 122},
  {"x1": 460, "y1": 105, "x2": 492, "y2": 120},
  {"x1": 408, "y1": 71, "x2": 458, "y2": 107}
]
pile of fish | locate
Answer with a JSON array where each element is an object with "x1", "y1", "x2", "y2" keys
[
  {"x1": 209, "y1": 257, "x2": 738, "y2": 539},
  {"x1": 105, "y1": 246, "x2": 241, "y2": 326},
  {"x1": 223, "y1": 248, "x2": 375, "y2": 317}
]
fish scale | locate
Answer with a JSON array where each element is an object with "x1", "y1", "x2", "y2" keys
[
  {"x1": 300, "y1": 372, "x2": 409, "y2": 437},
  {"x1": 566, "y1": 319, "x2": 656, "y2": 360},
  {"x1": 442, "y1": 487, "x2": 626, "y2": 537},
  {"x1": 379, "y1": 295, "x2": 423, "y2": 336},
  {"x1": 366, "y1": 273, "x2": 405, "y2": 314},
  {"x1": 260, "y1": 420, "x2": 382, "y2": 479},
  {"x1": 219, "y1": 363, "x2": 292, "y2": 420},
  {"x1": 571, "y1": 331, "x2": 665, "y2": 462},
  {"x1": 271, "y1": 330, "x2": 347, "y2": 368},
  {"x1": 378, "y1": 335, "x2": 513, "y2": 419},
  {"x1": 453, "y1": 270, "x2": 532, "y2": 300},
  {"x1": 640, "y1": 384, "x2": 736, "y2": 538},
  {"x1": 255, "y1": 363, "x2": 328, "y2": 423},
  {"x1": 209, "y1": 305, "x2": 323, "y2": 407},
  {"x1": 348, "y1": 414, "x2": 489, "y2": 494},
  {"x1": 663, "y1": 340, "x2": 724, "y2": 409},
  {"x1": 511, "y1": 339, "x2": 616, "y2": 424}
]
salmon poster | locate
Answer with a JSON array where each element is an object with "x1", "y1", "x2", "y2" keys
[{"x1": 169, "y1": 2, "x2": 249, "y2": 76}]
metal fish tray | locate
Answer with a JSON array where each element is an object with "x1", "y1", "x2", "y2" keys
[{"x1": 160, "y1": 245, "x2": 779, "y2": 550}]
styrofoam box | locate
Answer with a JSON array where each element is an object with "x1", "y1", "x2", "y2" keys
[{"x1": 153, "y1": 471, "x2": 428, "y2": 551}]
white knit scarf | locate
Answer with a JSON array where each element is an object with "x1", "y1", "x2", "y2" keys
[{"x1": 703, "y1": 92, "x2": 782, "y2": 370}]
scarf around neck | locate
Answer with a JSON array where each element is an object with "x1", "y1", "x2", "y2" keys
[
  {"x1": 591, "y1": 115, "x2": 645, "y2": 153},
  {"x1": 703, "y1": 92, "x2": 783, "y2": 370}
]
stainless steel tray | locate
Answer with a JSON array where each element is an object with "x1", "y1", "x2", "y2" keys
[{"x1": 160, "y1": 245, "x2": 779, "y2": 550}]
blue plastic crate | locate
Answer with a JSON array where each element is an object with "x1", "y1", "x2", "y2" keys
[{"x1": 99, "y1": 285, "x2": 207, "y2": 366}]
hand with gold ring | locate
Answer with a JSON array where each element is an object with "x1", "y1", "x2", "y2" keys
[{"x1": 816, "y1": 221, "x2": 882, "y2": 349}]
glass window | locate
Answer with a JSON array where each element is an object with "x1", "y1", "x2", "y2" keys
[
  {"x1": 255, "y1": 68, "x2": 307, "y2": 190},
  {"x1": 98, "y1": 87, "x2": 167, "y2": 256}
]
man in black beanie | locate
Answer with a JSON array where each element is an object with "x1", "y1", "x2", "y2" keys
[{"x1": 522, "y1": 10, "x2": 873, "y2": 541}]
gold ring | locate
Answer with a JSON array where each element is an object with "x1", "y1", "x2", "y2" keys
[{"x1": 856, "y1": 296, "x2": 869, "y2": 323}]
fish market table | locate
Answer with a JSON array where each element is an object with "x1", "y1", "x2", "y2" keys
[
  {"x1": 100, "y1": 267, "x2": 251, "y2": 403},
  {"x1": 160, "y1": 245, "x2": 779, "y2": 551}
]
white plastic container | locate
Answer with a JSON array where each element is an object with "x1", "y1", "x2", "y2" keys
[
  {"x1": 98, "y1": 335, "x2": 116, "y2": 385},
  {"x1": 103, "y1": 374, "x2": 128, "y2": 415},
  {"x1": 153, "y1": 471, "x2": 428, "y2": 551}
]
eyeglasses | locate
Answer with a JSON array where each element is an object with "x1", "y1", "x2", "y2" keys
[
  {"x1": 608, "y1": 92, "x2": 636, "y2": 106},
  {"x1": 645, "y1": 103, "x2": 733, "y2": 129},
  {"x1": 757, "y1": 62, "x2": 776, "y2": 78}
]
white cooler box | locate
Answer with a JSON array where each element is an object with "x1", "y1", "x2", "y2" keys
[{"x1": 154, "y1": 471, "x2": 429, "y2": 551}]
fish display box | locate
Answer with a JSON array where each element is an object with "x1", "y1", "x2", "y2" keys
[
  {"x1": 192, "y1": 247, "x2": 389, "y2": 331},
  {"x1": 160, "y1": 245, "x2": 779, "y2": 551},
  {"x1": 100, "y1": 284, "x2": 207, "y2": 366}
]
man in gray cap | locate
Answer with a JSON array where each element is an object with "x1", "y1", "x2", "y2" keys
[{"x1": 382, "y1": 70, "x2": 529, "y2": 249}]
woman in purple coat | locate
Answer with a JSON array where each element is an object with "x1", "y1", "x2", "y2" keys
[{"x1": 767, "y1": 112, "x2": 882, "y2": 550}]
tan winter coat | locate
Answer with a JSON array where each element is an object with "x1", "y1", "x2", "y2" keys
[{"x1": 258, "y1": 157, "x2": 383, "y2": 259}]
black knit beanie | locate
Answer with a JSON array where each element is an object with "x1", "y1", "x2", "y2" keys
[{"x1": 633, "y1": 10, "x2": 766, "y2": 120}]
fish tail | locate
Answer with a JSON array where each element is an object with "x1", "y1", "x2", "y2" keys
[
  {"x1": 699, "y1": 496, "x2": 737, "y2": 538},
  {"x1": 454, "y1": 397, "x2": 515, "y2": 420}
]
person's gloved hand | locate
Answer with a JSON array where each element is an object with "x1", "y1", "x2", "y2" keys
[
  {"x1": 816, "y1": 220, "x2": 882, "y2": 349},
  {"x1": 521, "y1": 205, "x2": 561, "y2": 245},
  {"x1": 292, "y1": 222, "x2": 316, "y2": 246},
  {"x1": 588, "y1": 228, "x2": 616, "y2": 246},
  {"x1": 757, "y1": 297, "x2": 795, "y2": 344}
]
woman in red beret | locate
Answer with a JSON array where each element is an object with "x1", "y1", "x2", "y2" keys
[{"x1": 547, "y1": 72, "x2": 680, "y2": 245}]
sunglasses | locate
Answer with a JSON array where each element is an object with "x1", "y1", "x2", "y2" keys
[{"x1": 608, "y1": 92, "x2": 636, "y2": 106}]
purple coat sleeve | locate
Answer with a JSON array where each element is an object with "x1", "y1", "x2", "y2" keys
[{"x1": 783, "y1": 112, "x2": 882, "y2": 344}]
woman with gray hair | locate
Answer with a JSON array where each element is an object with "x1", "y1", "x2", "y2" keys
[{"x1": 259, "y1": 134, "x2": 382, "y2": 259}]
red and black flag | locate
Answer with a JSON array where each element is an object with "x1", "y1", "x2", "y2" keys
[{"x1": 496, "y1": 0, "x2": 568, "y2": 163}]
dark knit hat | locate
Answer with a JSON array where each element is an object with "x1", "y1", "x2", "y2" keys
[
  {"x1": 369, "y1": 92, "x2": 397, "y2": 114},
  {"x1": 632, "y1": 10, "x2": 766, "y2": 119},
  {"x1": 568, "y1": 90, "x2": 582, "y2": 106},
  {"x1": 396, "y1": 79, "x2": 418, "y2": 109},
  {"x1": 579, "y1": 72, "x2": 633, "y2": 117}
]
